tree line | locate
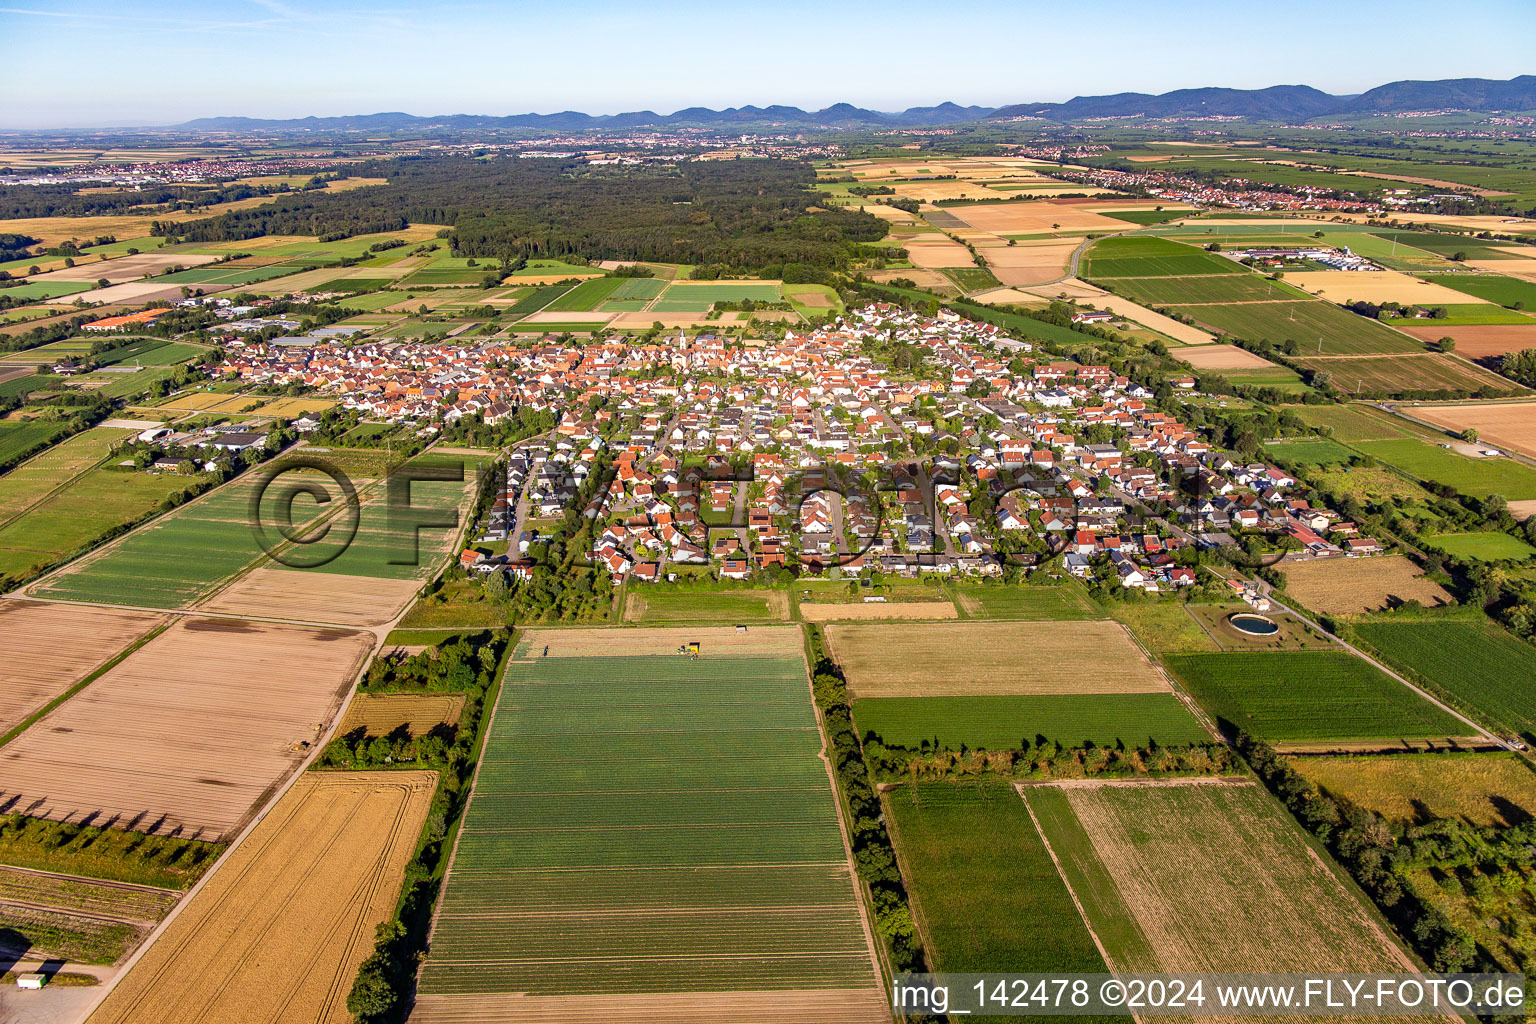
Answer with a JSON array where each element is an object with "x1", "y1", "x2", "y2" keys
[{"x1": 159, "y1": 155, "x2": 889, "y2": 276}]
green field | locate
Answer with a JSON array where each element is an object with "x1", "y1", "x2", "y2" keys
[
  {"x1": 942, "y1": 266, "x2": 1003, "y2": 292},
  {"x1": 1363, "y1": 231, "x2": 1527, "y2": 261},
  {"x1": 1265, "y1": 437, "x2": 1359, "y2": 466},
  {"x1": 419, "y1": 638, "x2": 878, "y2": 996},
  {"x1": 0, "y1": 425, "x2": 130, "y2": 521},
  {"x1": 1292, "y1": 404, "x2": 1411, "y2": 443},
  {"x1": 543, "y1": 275, "x2": 624, "y2": 312},
  {"x1": 1164, "y1": 651, "x2": 1468, "y2": 741},
  {"x1": 596, "y1": 277, "x2": 667, "y2": 311},
  {"x1": 628, "y1": 588, "x2": 787, "y2": 623},
  {"x1": 1382, "y1": 305, "x2": 1536, "y2": 326},
  {"x1": 153, "y1": 262, "x2": 311, "y2": 287},
  {"x1": 0, "y1": 374, "x2": 60, "y2": 399},
  {"x1": 1081, "y1": 236, "x2": 1247, "y2": 279},
  {"x1": 1352, "y1": 437, "x2": 1536, "y2": 499},
  {"x1": 1352, "y1": 618, "x2": 1536, "y2": 743},
  {"x1": 0, "y1": 420, "x2": 71, "y2": 467},
  {"x1": 1424, "y1": 531, "x2": 1536, "y2": 562},
  {"x1": 650, "y1": 281, "x2": 783, "y2": 312},
  {"x1": 884, "y1": 782, "x2": 1127, "y2": 1024},
  {"x1": 0, "y1": 466, "x2": 210, "y2": 586},
  {"x1": 1098, "y1": 209, "x2": 1186, "y2": 226},
  {"x1": 24, "y1": 469, "x2": 280, "y2": 605},
  {"x1": 1105, "y1": 273, "x2": 1304, "y2": 306},
  {"x1": 1420, "y1": 274, "x2": 1536, "y2": 309},
  {"x1": 96, "y1": 339, "x2": 205, "y2": 367},
  {"x1": 0, "y1": 279, "x2": 95, "y2": 301},
  {"x1": 852, "y1": 694, "x2": 1208, "y2": 750},
  {"x1": 1162, "y1": 300, "x2": 1423, "y2": 354},
  {"x1": 1021, "y1": 782, "x2": 1413, "y2": 975},
  {"x1": 951, "y1": 584, "x2": 1098, "y2": 620}
]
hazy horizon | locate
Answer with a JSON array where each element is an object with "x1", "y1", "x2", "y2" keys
[{"x1": 4, "y1": 0, "x2": 1535, "y2": 130}]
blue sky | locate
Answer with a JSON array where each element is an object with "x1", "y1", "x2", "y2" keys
[{"x1": 3, "y1": 0, "x2": 1533, "y2": 128}]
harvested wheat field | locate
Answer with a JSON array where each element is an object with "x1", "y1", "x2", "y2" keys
[
  {"x1": 514, "y1": 625, "x2": 802, "y2": 661},
  {"x1": 1281, "y1": 555, "x2": 1451, "y2": 615},
  {"x1": 1021, "y1": 277, "x2": 1110, "y2": 301},
  {"x1": 337, "y1": 693, "x2": 465, "y2": 737},
  {"x1": 409, "y1": 989, "x2": 893, "y2": 1024},
  {"x1": 197, "y1": 567, "x2": 422, "y2": 626},
  {"x1": 855, "y1": 203, "x2": 918, "y2": 224},
  {"x1": 868, "y1": 268, "x2": 953, "y2": 290},
  {"x1": 0, "y1": 618, "x2": 373, "y2": 839},
  {"x1": 1092, "y1": 295, "x2": 1217, "y2": 344},
  {"x1": 889, "y1": 181, "x2": 1010, "y2": 203},
  {"x1": 41, "y1": 253, "x2": 219, "y2": 283},
  {"x1": 825, "y1": 620, "x2": 1165, "y2": 698},
  {"x1": 902, "y1": 237, "x2": 976, "y2": 268},
  {"x1": 969, "y1": 286, "x2": 1047, "y2": 307},
  {"x1": 948, "y1": 202, "x2": 1127, "y2": 235},
  {"x1": 1411, "y1": 401, "x2": 1536, "y2": 460},
  {"x1": 1401, "y1": 323, "x2": 1536, "y2": 360},
  {"x1": 84, "y1": 281, "x2": 207, "y2": 305},
  {"x1": 87, "y1": 770, "x2": 435, "y2": 1024},
  {"x1": 0, "y1": 601, "x2": 165, "y2": 735},
  {"x1": 1177, "y1": 344, "x2": 1283, "y2": 370},
  {"x1": 1024, "y1": 781, "x2": 1417, "y2": 988},
  {"x1": 1286, "y1": 270, "x2": 1488, "y2": 307},
  {"x1": 799, "y1": 600, "x2": 958, "y2": 622}
]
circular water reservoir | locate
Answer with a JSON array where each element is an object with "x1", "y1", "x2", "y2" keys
[{"x1": 1228, "y1": 613, "x2": 1280, "y2": 636}]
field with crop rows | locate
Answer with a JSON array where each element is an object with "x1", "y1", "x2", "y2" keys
[
  {"x1": 950, "y1": 584, "x2": 1097, "y2": 620},
  {"x1": 883, "y1": 782, "x2": 1127, "y2": 1024},
  {"x1": 1022, "y1": 782, "x2": 1414, "y2": 974},
  {"x1": 418, "y1": 626, "x2": 883, "y2": 1016},
  {"x1": 1352, "y1": 618, "x2": 1536, "y2": 742},
  {"x1": 852, "y1": 693, "x2": 1208, "y2": 750},
  {"x1": 1164, "y1": 300, "x2": 1423, "y2": 354},
  {"x1": 1081, "y1": 236, "x2": 1246, "y2": 278},
  {"x1": 88, "y1": 771, "x2": 435, "y2": 1024},
  {"x1": 1164, "y1": 651, "x2": 1469, "y2": 741}
]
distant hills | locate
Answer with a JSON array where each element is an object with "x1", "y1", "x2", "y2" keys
[{"x1": 175, "y1": 76, "x2": 1536, "y2": 133}]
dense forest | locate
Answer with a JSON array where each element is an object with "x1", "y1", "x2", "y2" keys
[{"x1": 161, "y1": 155, "x2": 889, "y2": 277}]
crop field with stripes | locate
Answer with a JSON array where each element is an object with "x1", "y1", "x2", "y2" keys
[{"x1": 420, "y1": 627, "x2": 880, "y2": 1003}]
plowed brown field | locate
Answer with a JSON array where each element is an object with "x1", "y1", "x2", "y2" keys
[
  {"x1": 198, "y1": 567, "x2": 421, "y2": 626},
  {"x1": 0, "y1": 601, "x2": 165, "y2": 735},
  {"x1": 0, "y1": 618, "x2": 373, "y2": 839}
]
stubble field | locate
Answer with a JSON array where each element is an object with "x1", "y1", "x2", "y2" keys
[
  {"x1": 825, "y1": 620, "x2": 1166, "y2": 697},
  {"x1": 87, "y1": 771, "x2": 436, "y2": 1024},
  {"x1": 1411, "y1": 401, "x2": 1536, "y2": 460},
  {"x1": 1280, "y1": 555, "x2": 1451, "y2": 614}
]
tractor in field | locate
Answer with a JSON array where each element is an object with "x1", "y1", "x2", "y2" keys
[{"x1": 676, "y1": 641, "x2": 700, "y2": 660}]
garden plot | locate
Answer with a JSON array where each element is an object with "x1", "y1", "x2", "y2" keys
[{"x1": 0, "y1": 617, "x2": 373, "y2": 839}]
